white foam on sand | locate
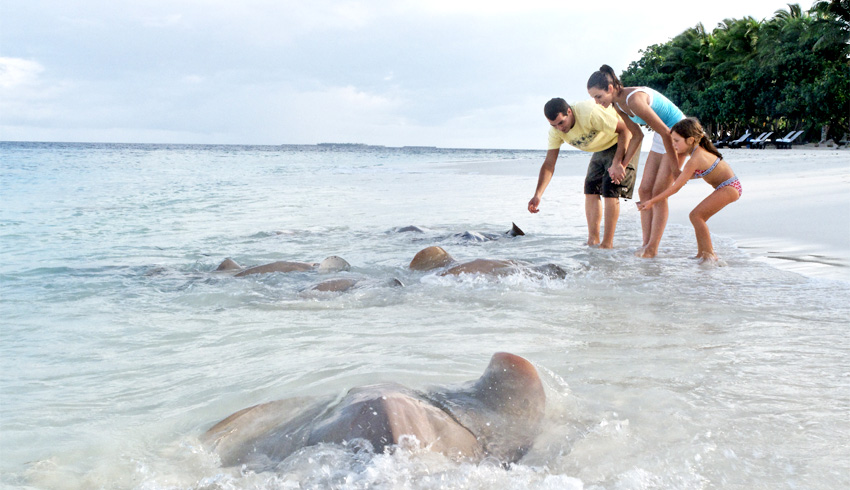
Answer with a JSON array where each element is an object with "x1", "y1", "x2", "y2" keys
[{"x1": 663, "y1": 147, "x2": 850, "y2": 281}]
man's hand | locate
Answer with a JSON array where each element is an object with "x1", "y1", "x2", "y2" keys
[
  {"x1": 608, "y1": 161, "x2": 626, "y2": 185},
  {"x1": 528, "y1": 196, "x2": 541, "y2": 213}
]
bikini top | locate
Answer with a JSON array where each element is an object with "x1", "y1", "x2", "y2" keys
[{"x1": 690, "y1": 147, "x2": 721, "y2": 179}]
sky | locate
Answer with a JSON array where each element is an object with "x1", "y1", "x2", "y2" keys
[{"x1": 1, "y1": 0, "x2": 798, "y2": 149}]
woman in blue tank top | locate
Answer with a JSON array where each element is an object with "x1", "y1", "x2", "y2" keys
[{"x1": 587, "y1": 65, "x2": 685, "y2": 259}]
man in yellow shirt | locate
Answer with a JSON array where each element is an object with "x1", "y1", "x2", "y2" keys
[{"x1": 528, "y1": 98, "x2": 637, "y2": 248}]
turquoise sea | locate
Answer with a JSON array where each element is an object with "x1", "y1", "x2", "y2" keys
[{"x1": 1, "y1": 142, "x2": 848, "y2": 489}]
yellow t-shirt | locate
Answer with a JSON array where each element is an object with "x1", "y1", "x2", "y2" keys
[{"x1": 547, "y1": 99, "x2": 620, "y2": 153}]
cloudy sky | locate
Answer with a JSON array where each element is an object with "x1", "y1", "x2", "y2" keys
[{"x1": 2, "y1": 0, "x2": 792, "y2": 149}]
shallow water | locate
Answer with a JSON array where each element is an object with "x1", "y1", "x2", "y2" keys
[{"x1": 1, "y1": 142, "x2": 848, "y2": 489}]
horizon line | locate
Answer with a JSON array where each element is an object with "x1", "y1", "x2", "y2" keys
[{"x1": 0, "y1": 140, "x2": 563, "y2": 152}]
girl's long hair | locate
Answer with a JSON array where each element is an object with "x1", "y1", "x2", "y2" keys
[
  {"x1": 586, "y1": 64, "x2": 623, "y2": 93},
  {"x1": 671, "y1": 117, "x2": 723, "y2": 159}
]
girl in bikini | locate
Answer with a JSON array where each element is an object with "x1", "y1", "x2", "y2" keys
[
  {"x1": 636, "y1": 117, "x2": 742, "y2": 263},
  {"x1": 587, "y1": 65, "x2": 685, "y2": 258}
]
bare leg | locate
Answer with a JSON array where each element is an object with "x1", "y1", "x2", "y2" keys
[
  {"x1": 585, "y1": 194, "x2": 602, "y2": 246},
  {"x1": 639, "y1": 151, "x2": 675, "y2": 258},
  {"x1": 690, "y1": 186, "x2": 740, "y2": 261},
  {"x1": 600, "y1": 197, "x2": 620, "y2": 248},
  {"x1": 642, "y1": 158, "x2": 674, "y2": 258},
  {"x1": 637, "y1": 152, "x2": 662, "y2": 251}
]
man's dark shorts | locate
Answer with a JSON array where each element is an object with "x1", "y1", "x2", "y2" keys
[{"x1": 584, "y1": 143, "x2": 637, "y2": 199}]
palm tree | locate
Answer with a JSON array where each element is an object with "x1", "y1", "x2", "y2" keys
[
  {"x1": 709, "y1": 17, "x2": 761, "y2": 80},
  {"x1": 810, "y1": 0, "x2": 850, "y2": 57}
]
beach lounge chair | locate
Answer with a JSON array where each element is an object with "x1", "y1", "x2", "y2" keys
[
  {"x1": 747, "y1": 131, "x2": 773, "y2": 148},
  {"x1": 713, "y1": 132, "x2": 733, "y2": 148},
  {"x1": 772, "y1": 130, "x2": 796, "y2": 146},
  {"x1": 736, "y1": 132, "x2": 763, "y2": 149},
  {"x1": 750, "y1": 131, "x2": 773, "y2": 149},
  {"x1": 726, "y1": 130, "x2": 752, "y2": 149},
  {"x1": 774, "y1": 130, "x2": 804, "y2": 149}
]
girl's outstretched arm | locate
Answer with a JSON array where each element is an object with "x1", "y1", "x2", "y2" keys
[{"x1": 637, "y1": 157, "x2": 696, "y2": 211}]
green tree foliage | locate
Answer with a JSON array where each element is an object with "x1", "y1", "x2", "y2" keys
[{"x1": 621, "y1": 1, "x2": 849, "y2": 142}]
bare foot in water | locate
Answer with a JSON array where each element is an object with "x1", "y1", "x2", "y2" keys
[
  {"x1": 587, "y1": 237, "x2": 601, "y2": 247},
  {"x1": 695, "y1": 252, "x2": 724, "y2": 266},
  {"x1": 636, "y1": 245, "x2": 657, "y2": 258}
]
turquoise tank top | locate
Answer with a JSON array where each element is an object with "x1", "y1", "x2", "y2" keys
[{"x1": 615, "y1": 87, "x2": 685, "y2": 128}]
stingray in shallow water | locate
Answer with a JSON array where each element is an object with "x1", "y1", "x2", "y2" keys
[
  {"x1": 394, "y1": 223, "x2": 525, "y2": 242},
  {"x1": 213, "y1": 256, "x2": 351, "y2": 276},
  {"x1": 408, "y1": 245, "x2": 567, "y2": 279},
  {"x1": 301, "y1": 276, "x2": 404, "y2": 294},
  {"x1": 202, "y1": 352, "x2": 545, "y2": 470},
  {"x1": 452, "y1": 222, "x2": 525, "y2": 242}
]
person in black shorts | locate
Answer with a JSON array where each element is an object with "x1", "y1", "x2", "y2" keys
[
  {"x1": 529, "y1": 98, "x2": 637, "y2": 248},
  {"x1": 585, "y1": 144, "x2": 636, "y2": 199}
]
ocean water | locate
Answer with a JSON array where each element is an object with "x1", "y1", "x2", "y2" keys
[{"x1": 1, "y1": 141, "x2": 848, "y2": 489}]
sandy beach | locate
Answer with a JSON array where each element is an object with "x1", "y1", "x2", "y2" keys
[{"x1": 658, "y1": 145, "x2": 849, "y2": 281}]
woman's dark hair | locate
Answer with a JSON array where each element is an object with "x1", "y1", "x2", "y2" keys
[
  {"x1": 586, "y1": 64, "x2": 623, "y2": 93},
  {"x1": 671, "y1": 117, "x2": 723, "y2": 159},
  {"x1": 543, "y1": 98, "x2": 570, "y2": 121}
]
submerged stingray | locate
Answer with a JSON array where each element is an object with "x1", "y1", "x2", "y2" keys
[
  {"x1": 214, "y1": 258, "x2": 242, "y2": 271},
  {"x1": 213, "y1": 256, "x2": 351, "y2": 277},
  {"x1": 394, "y1": 225, "x2": 426, "y2": 233},
  {"x1": 408, "y1": 246, "x2": 566, "y2": 278},
  {"x1": 451, "y1": 222, "x2": 525, "y2": 242},
  {"x1": 302, "y1": 277, "x2": 404, "y2": 293},
  {"x1": 395, "y1": 223, "x2": 525, "y2": 241},
  {"x1": 202, "y1": 353, "x2": 545, "y2": 470}
]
